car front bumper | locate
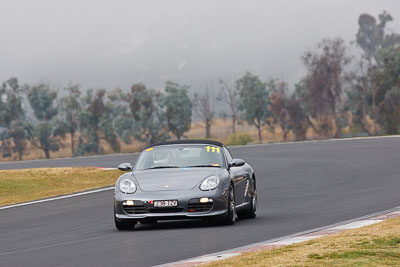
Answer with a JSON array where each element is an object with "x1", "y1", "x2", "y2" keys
[{"x1": 114, "y1": 187, "x2": 229, "y2": 221}]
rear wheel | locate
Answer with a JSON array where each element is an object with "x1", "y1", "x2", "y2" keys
[
  {"x1": 222, "y1": 184, "x2": 236, "y2": 225},
  {"x1": 247, "y1": 190, "x2": 257, "y2": 218},
  {"x1": 247, "y1": 178, "x2": 257, "y2": 218}
]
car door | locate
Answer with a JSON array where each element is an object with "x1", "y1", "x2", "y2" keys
[{"x1": 224, "y1": 147, "x2": 248, "y2": 206}]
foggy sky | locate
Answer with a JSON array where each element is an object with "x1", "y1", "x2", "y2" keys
[{"x1": 1, "y1": 0, "x2": 400, "y2": 91}]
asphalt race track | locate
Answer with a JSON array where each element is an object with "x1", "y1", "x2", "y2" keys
[{"x1": 1, "y1": 137, "x2": 400, "y2": 266}]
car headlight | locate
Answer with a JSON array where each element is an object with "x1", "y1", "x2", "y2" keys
[
  {"x1": 119, "y1": 178, "x2": 137, "y2": 193},
  {"x1": 200, "y1": 176, "x2": 220, "y2": 191}
]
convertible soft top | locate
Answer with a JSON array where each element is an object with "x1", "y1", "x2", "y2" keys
[{"x1": 147, "y1": 139, "x2": 224, "y2": 149}]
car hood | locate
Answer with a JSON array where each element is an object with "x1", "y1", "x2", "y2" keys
[{"x1": 133, "y1": 168, "x2": 222, "y2": 192}]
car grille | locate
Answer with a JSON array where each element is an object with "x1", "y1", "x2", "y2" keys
[
  {"x1": 148, "y1": 207, "x2": 184, "y2": 213},
  {"x1": 187, "y1": 199, "x2": 213, "y2": 212},
  {"x1": 122, "y1": 201, "x2": 146, "y2": 214}
]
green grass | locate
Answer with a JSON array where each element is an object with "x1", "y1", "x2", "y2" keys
[
  {"x1": 203, "y1": 218, "x2": 400, "y2": 267},
  {"x1": 0, "y1": 167, "x2": 121, "y2": 206}
]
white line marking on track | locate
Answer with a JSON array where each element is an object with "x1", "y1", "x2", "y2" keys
[
  {"x1": 0, "y1": 187, "x2": 114, "y2": 210},
  {"x1": 229, "y1": 134, "x2": 400, "y2": 149},
  {"x1": 331, "y1": 219, "x2": 384, "y2": 230}
]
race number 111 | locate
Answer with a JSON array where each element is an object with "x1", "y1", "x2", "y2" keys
[{"x1": 205, "y1": 146, "x2": 220, "y2": 153}]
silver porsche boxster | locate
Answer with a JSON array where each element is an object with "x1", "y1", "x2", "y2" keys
[{"x1": 114, "y1": 140, "x2": 257, "y2": 230}]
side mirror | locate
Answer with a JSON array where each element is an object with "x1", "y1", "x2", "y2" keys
[
  {"x1": 229, "y1": 159, "x2": 245, "y2": 168},
  {"x1": 118, "y1": 163, "x2": 133, "y2": 171}
]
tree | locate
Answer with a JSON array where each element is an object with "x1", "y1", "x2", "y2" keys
[
  {"x1": 194, "y1": 88, "x2": 214, "y2": 139},
  {"x1": 375, "y1": 47, "x2": 400, "y2": 134},
  {"x1": 356, "y1": 11, "x2": 399, "y2": 66},
  {"x1": 286, "y1": 96, "x2": 309, "y2": 141},
  {"x1": 163, "y1": 81, "x2": 192, "y2": 140},
  {"x1": 27, "y1": 84, "x2": 57, "y2": 121},
  {"x1": 106, "y1": 87, "x2": 135, "y2": 145},
  {"x1": 31, "y1": 121, "x2": 66, "y2": 159},
  {"x1": 76, "y1": 89, "x2": 121, "y2": 156},
  {"x1": 127, "y1": 84, "x2": 168, "y2": 145},
  {"x1": 218, "y1": 77, "x2": 240, "y2": 134},
  {"x1": 302, "y1": 38, "x2": 350, "y2": 138},
  {"x1": 267, "y1": 79, "x2": 310, "y2": 141},
  {"x1": 0, "y1": 78, "x2": 29, "y2": 160},
  {"x1": 268, "y1": 79, "x2": 291, "y2": 141},
  {"x1": 380, "y1": 88, "x2": 400, "y2": 134},
  {"x1": 237, "y1": 72, "x2": 272, "y2": 143},
  {"x1": 355, "y1": 11, "x2": 400, "y2": 133},
  {"x1": 27, "y1": 83, "x2": 65, "y2": 159},
  {"x1": 58, "y1": 84, "x2": 82, "y2": 155},
  {"x1": 346, "y1": 58, "x2": 374, "y2": 135}
]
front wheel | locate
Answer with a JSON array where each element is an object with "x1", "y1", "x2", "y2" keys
[
  {"x1": 238, "y1": 179, "x2": 257, "y2": 219},
  {"x1": 222, "y1": 184, "x2": 236, "y2": 225},
  {"x1": 140, "y1": 218, "x2": 158, "y2": 225},
  {"x1": 114, "y1": 206, "x2": 137, "y2": 230},
  {"x1": 114, "y1": 216, "x2": 137, "y2": 230}
]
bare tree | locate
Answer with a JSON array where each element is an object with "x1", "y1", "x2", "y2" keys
[
  {"x1": 286, "y1": 96, "x2": 309, "y2": 141},
  {"x1": 194, "y1": 88, "x2": 214, "y2": 139},
  {"x1": 268, "y1": 79, "x2": 291, "y2": 141},
  {"x1": 217, "y1": 77, "x2": 240, "y2": 134},
  {"x1": 302, "y1": 38, "x2": 350, "y2": 138}
]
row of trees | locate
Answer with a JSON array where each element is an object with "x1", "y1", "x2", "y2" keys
[
  {"x1": 232, "y1": 11, "x2": 400, "y2": 142},
  {"x1": 0, "y1": 11, "x2": 399, "y2": 160},
  {"x1": 0, "y1": 80, "x2": 198, "y2": 160}
]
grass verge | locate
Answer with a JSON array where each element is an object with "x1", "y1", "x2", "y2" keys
[
  {"x1": 203, "y1": 217, "x2": 400, "y2": 267},
  {"x1": 0, "y1": 167, "x2": 121, "y2": 206}
]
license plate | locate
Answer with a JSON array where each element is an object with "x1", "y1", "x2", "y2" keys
[{"x1": 154, "y1": 200, "x2": 178, "y2": 207}]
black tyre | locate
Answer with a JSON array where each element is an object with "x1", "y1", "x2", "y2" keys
[
  {"x1": 238, "y1": 179, "x2": 257, "y2": 219},
  {"x1": 222, "y1": 184, "x2": 236, "y2": 225},
  {"x1": 139, "y1": 218, "x2": 158, "y2": 225},
  {"x1": 247, "y1": 190, "x2": 257, "y2": 219},
  {"x1": 114, "y1": 206, "x2": 137, "y2": 230},
  {"x1": 114, "y1": 215, "x2": 137, "y2": 230}
]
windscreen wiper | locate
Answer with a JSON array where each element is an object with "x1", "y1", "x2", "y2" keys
[
  {"x1": 186, "y1": 165, "x2": 221, "y2": 168},
  {"x1": 147, "y1": 166, "x2": 179, "y2": 169}
]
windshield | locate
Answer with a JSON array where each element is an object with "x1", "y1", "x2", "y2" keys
[{"x1": 135, "y1": 144, "x2": 225, "y2": 170}]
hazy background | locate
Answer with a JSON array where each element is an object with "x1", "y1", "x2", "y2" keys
[{"x1": 1, "y1": 0, "x2": 400, "y2": 90}]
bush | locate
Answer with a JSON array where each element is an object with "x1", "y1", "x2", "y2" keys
[{"x1": 225, "y1": 132, "x2": 253, "y2": 146}]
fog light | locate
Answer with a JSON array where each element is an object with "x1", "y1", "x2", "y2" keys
[
  {"x1": 200, "y1": 197, "x2": 212, "y2": 203},
  {"x1": 124, "y1": 200, "x2": 134, "y2": 206}
]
